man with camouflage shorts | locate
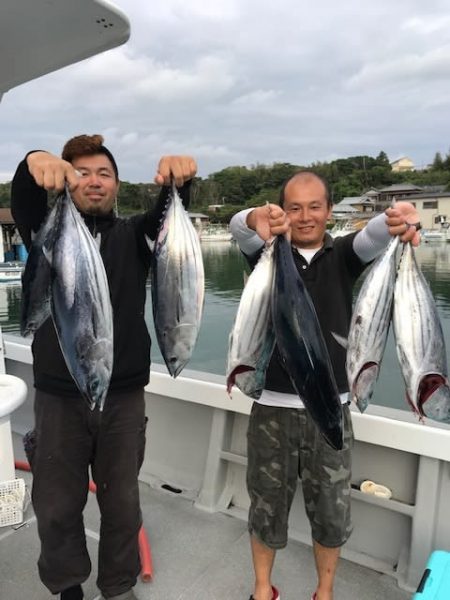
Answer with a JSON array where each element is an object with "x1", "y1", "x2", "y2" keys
[{"x1": 230, "y1": 171, "x2": 421, "y2": 600}]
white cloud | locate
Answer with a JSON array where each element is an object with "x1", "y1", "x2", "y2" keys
[
  {"x1": 1, "y1": 0, "x2": 450, "y2": 180},
  {"x1": 0, "y1": 171, "x2": 14, "y2": 183},
  {"x1": 132, "y1": 55, "x2": 235, "y2": 102},
  {"x1": 231, "y1": 90, "x2": 280, "y2": 108},
  {"x1": 402, "y1": 15, "x2": 450, "y2": 35},
  {"x1": 346, "y1": 45, "x2": 450, "y2": 90}
]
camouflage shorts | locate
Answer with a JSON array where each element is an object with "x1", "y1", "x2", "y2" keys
[{"x1": 246, "y1": 402, "x2": 354, "y2": 549}]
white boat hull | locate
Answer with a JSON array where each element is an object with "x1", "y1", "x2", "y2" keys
[
  {"x1": 422, "y1": 229, "x2": 450, "y2": 243},
  {"x1": 200, "y1": 234, "x2": 233, "y2": 241},
  {"x1": 0, "y1": 263, "x2": 23, "y2": 283}
]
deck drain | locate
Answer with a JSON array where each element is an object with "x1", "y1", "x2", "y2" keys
[{"x1": 161, "y1": 484, "x2": 182, "y2": 494}]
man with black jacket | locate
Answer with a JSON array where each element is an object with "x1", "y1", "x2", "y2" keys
[
  {"x1": 11, "y1": 134, "x2": 197, "y2": 600},
  {"x1": 230, "y1": 171, "x2": 421, "y2": 600}
]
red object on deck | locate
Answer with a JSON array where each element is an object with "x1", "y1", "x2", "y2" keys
[
  {"x1": 14, "y1": 459, "x2": 30, "y2": 472},
  {"x1": 138, "y1": 526, "x2": 153, "y2": 582},
  {"x1": 14, "y1": 460, "x2": 153, "y2": 581}
]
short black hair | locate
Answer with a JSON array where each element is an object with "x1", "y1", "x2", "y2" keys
[
  {"x1": 279, "y1": 170, "x2": 331, "y2": 207},
  {"x1": 62, "y1": 134, "x2": 119, "y2": 181}
]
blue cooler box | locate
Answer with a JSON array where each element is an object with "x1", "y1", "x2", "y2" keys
[{"x1": 413, "y1": 551, "x2": 450, "y2": 599}]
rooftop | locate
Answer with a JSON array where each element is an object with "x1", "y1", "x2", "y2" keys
[
  {"x1": 0, "y1": 208, "x2": 14, "y2": 225},
  {"x1": 378, "y1": 184, "x2": 422, "y2": 193},
  {"x1": 338, "y1": 196, "x2": 375, "y2": 206}
]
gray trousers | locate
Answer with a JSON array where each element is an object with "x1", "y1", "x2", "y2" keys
[{"x1": 25, "y1": 388, "x2": 147, "y2": 598}]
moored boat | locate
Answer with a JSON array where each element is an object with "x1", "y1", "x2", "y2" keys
[
  {"x1": 329, "y1": 219, "x2": 360, "y2": 238},
  {"x1": 0, "y1": 262, "x2": 23, "y2": 283},
  {"x1": 199, "y1": 226, "x2": 233, "y2": 242},
  {"x1": 422, "y1": 227, "x2": 450, "y2": 243}
]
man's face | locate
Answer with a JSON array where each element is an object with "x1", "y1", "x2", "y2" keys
[
  {"x1": 70, "y1": 154, "x2": 119, "y2": 216},
  {"x1": 283, "y1": 176, "x2": 332, "y2": 248}
]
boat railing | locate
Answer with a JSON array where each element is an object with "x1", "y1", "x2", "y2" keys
[{"x1": 4, "y1": 332, "x2": 450, "y2": 592}]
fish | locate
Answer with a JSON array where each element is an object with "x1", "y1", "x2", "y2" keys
[
  {"x1": 393, "y1": 242, "x2": 450, "y2": 423},
  {"x1": 20, "y1": 200, "x2": 62, "y2": 337},
  {"x1": 271, "y1": 235, "x2": 343, "y2": 450},
  {"x1": 49, "y1": 186, "x2": 114, "y2": 410},
  {"x1": 226, "y1": 239, "x2": 275, "y2": 399},
  {"x1": 344, "y1": 236, "x2": 399, "y2": 412},
  {"x1": 151, "y1": 181, "x2": 205, "y2": 377}
]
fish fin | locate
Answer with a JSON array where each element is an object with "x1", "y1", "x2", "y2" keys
[
  {"x1": 144, "y1": 234, "x2": 155, "y2": 251},
  {"x1": 41, "y1": 245, "x2": 53, "y2": 266},
  {"x1": 331, "y1": 331, "x2": 348, "y2": 349},
  {"x1": 356, "y1": 397, "x2": 368, "y2": 413},
  {"x1": 405, "y1": 391, "x2": 420, "y2": 415}
]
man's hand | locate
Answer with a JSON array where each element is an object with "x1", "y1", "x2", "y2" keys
[
  {"x1": 26, "y1": 151, "x2": 79, "y2": 192},
  {"x1": 154, "y1": 156, "x2": 197, "y2": 187},
  {"x1": 385, "y1": 201, "x2": 421, "y2": 246},
  {"x1": 246, "y1": 203, "x2": 290, "y2": 241}
]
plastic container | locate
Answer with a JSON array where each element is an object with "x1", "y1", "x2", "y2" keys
[
  {"x1": 0, "y1": 478, "x2": 26, "y2": 527},
  {"x1": 413, "y1": 550, "x2": 450, "y2": 599},
  {"x1": 15, "y1": 243, "x2": 28, "y2": 262},
  {"x1": 360, "y1": 480, "x2": 392, "y2": 499}
]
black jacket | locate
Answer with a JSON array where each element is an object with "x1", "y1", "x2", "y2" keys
[
  {"x1": 11, "y1": 157, "x2": 191, "y2": 396},
  {"x1": 246, "y1": 233, "x2": 367, "y2": 395}
]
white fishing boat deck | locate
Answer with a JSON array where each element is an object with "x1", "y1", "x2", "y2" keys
[
  {"x1": 3, "y1": 336, "x2": 450, "y2": 600},
  {"x1": 2, "y1": 432, "x2": 411, "y2": 600}
]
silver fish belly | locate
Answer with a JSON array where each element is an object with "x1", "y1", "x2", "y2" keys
[
  {"x1": 151, "y1": 183, "x2": 205, "y2": 377},
  {"x1": 393, "y1": 242, "x2": 450, "y2": 423},
  {"x1": 346, "y1": 236, "x2": 399, "y2": 412},
  {"x1": 226, "y1": 239, "x2": 275, "y2": 399},
  {"x1": 50, "y1": 188, "x2": 114, "y2": 410}
]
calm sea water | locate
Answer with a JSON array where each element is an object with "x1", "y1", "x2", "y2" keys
[{"x1": 2, "y1": 240, "x2": 450, "y2": 412}]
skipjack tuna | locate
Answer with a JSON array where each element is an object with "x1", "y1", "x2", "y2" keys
[
  {"x1": 345, "y1": 236, "x2": 399, "y2": 413},
  {"x1": 227, "y1": 239, "x2": 275, "y2": 399},
  {"x1": 22, "y1": 186, "x2": 114, "y2": 410},
  {"x1": 271, "y1": 235, "x2": 343, "y2": 450},
  {"x1": 151, "y1": 181, "x2": 205, "y2": 377},
  {"x1": 393, "y1": 242, "x2": 450, "y2": 423}
]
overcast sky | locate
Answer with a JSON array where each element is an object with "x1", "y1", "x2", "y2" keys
[{"x1": 1, "y1": 0, "x2": 450, "y2": 183}]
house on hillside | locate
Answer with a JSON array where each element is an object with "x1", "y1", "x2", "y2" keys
[
  {"x1": 363, "y1": 188, "x2": 379, "y2": 200},
  {"x1": 188, "y1": 212, "x2": 209, "y2": 228},
  {"x1": 399, "y1": 190, "x2": 450, "y2": 230},
  {"x1": 0, "y1": 207, "x2": 27, "y2": 262},
  {"x1": 376, "y1": 183, "x2": 423, "y2": 208},
  {"x1": 333, "y1": 195, "x2": 376, "y2": 220},
  {"x1": 390, "y1": 156, "x2": 415, "y2": 172}
]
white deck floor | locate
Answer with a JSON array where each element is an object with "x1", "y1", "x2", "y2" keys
[{"x1": 0, "y1": 435, "x2": 413, "y2": 600}]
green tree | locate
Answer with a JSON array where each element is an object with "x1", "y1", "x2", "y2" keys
[
  {"x1": 0, "y1": 182, "x2": 12, "y2": 207},
  {"x1": 375, "y1": 151, "x2": 390, "y2": 168},
  {"x1": 432, "y1": 152, "x2": 444, "y2": 170},
  {"x1": 443, "y1": 150, "x2": 450, "y2": 171}
]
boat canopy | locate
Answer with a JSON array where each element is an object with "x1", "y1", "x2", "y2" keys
[{"x1": 0, "y1": 0, "x2": 130, "y2": 101}]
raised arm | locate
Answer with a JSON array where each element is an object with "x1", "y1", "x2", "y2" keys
[
  {"x1": 133, "y1": 155, "x2": 197, "y2": 241},
  {"x1": 353, "y1": 201, "x2": 421, "y2": 263},
  {"x1": 11, "y1": 151, "x2": 81, "y2": 250},
  {"x1": 230, "y1": 203, "x2": 290, "y2": 256}
]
